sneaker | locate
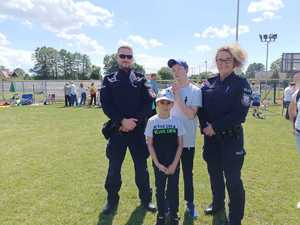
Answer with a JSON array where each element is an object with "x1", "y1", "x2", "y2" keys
[
  {"x1": 186, "y1": 202, "x2": 198, "y2": 218},
  {"x1": 101, "y1": 202, "x2": 118, "y2": 215},
  {"x1": 297, "y1": 202, "x2": 300, "y2": 209},
  {"x1": 155, "y1": 215, "x2": 165, "y2": 225}
]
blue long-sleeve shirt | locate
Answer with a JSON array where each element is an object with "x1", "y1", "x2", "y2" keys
[
  {"x1": 198, "y1": 72, "x2": 252, "y2": 133},
  {"x1": 100, "y1": 69, "x2": 153, "y2": 130}
]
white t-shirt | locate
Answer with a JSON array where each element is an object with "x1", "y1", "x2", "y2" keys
[
  {"x1": 169, "y1": 83, "x2": 202, "y2": 148},
  {"x1": 145, "y1": 115, "x2": 186, "y2": 165},
  {"x1": 284, "y1": 86, "x2": 295, "y2": 102},
  {"x1": 145, "y1": 115, "x2": 185, "y2": 138}
]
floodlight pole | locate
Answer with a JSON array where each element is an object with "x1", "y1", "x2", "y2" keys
[
  {"x1": 235, "y1": 0, "x2": 240, "y2": 42},
  {"x1": 259, "y1": 33, "x2": 277, "y2": 72}
]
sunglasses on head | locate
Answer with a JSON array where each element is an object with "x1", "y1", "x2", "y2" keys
[{"x1": 119, "y1": 54, "x2": 133, "y2": 59}]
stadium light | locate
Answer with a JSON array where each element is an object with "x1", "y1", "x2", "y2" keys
[{"x1": 259, "y1": 33, "x2": 278, "y2": 72}]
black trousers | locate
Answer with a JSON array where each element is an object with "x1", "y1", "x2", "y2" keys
[
  {"x1": 181, "y1": 147, "x2": 195, "y2": 203},
  {"x1": 104, "y1": 130, "x2": 151, "y2": 205},
  {"x1": 203, "y1": 132, "x2": 245, "y2": 225},
  {"x1": 153, "y1": 163, "x2": 180, "y2": 217}
]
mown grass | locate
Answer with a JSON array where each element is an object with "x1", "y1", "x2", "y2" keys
[{"x1": 0, "y1": 104, "x2": 299, "y2": 225}]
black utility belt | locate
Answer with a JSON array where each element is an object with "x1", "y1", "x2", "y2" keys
[{"x1": 217, "y1": 126, "x2": 242, "y2": 137}]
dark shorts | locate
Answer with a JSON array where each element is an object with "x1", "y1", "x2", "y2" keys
[{"x1": 252, "y1": 102, "x2": 260, "y2": 107}]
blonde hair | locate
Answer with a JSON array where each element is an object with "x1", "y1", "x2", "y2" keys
[
  {"x1": 216, "y1": 43, "x2": 247, "y2": 68},
  {"x1": 117, "y1": 45, "x2": 133, "y2": 53}
]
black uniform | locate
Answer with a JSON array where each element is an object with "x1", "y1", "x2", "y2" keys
[
  {"x1": 100, "y1": 68, "x2": 153, "y2": 206},
  {"x1": 198, "y1": 72, "x2": 252, "y2": 225}
]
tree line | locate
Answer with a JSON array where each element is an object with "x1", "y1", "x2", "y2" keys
[{"x1": 0, "y1": 46, "x2": 283, "y2": 80}]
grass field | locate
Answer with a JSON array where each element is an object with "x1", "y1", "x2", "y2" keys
[{"x1": 0, "y1": 104, "x2": 299, "y2": 225}]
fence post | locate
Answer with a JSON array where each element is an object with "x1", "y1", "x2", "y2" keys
[
  {"x1": 33, "y1": 84, "x2": 35, "y2": 104},
  {"x1": 273, "y1": 82, "x2": 277, "y2": 104},
  {"x1": 1, "y1": 79, "x2": 4, "y2": 100}
]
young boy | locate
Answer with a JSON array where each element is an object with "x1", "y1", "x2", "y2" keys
[{"x1": 145, "y1": 89, "x2": 185, "y2": 225}]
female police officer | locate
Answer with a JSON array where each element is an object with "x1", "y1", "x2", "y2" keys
[{"x1": 198, "y1": 44, "x2": 252, "y2": 225}]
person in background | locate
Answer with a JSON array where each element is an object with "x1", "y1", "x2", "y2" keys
[
  {"x1": 70, "y1": 81, "x2": 78, "y2": 106},
  {"x1": 198, "y1": 44, "x2": 252, "y2": 225},
  {"x1": 79, "y1": 83, "x2": 87, "y2": 106},
  {"x1": 283, "y1": 81, "x2": 296, "y2": 119},
  {"x1": 89, "y1": 82, "x2": 97, "y2": 106},
  {"x1": 147, "y1": 73, "x2": 160, "y2": 116},
  {"x1": 145, "y1": 88, "x2": 185, "y2": 225},
  {"x1": 64, "y1": 82, "x2": 70, "y2": 107}
]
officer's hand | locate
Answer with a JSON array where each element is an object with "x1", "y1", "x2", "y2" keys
[
  {"x1": 203, "y1": 123, "x2": 216, "y2": 137},
  {"x1": 119, "y1": 126, "x2": 129, "y2": 132},
  {"x1": 121, "y1": 118, "x2": 138, "y2": 131}
]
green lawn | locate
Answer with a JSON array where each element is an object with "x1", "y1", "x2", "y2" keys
[{"x1": 0, "y1": 104, "x2": 299, "y2": 225}]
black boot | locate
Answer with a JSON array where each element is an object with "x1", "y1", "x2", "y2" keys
[
  {"x1": 155, "y1": 215, "x2": 165, "y2": 225},
  {"x1": 101, "y1": 197, "x2": 119, "y2": 215}
]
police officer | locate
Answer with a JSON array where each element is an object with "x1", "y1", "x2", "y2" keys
[
  {"x1": 100, "y1": 45, "x2": 156, "y2": 214},
  {"x1": 198, "y1": 44, "x2": 252, "y2": 225}
]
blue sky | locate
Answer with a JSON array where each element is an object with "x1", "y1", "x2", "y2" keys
[{"x1": 0, "y1": 0, "x2": 299, "y2": 74}]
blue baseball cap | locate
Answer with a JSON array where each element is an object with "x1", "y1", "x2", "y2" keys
[{"x1": 167, "y1": 59, "x2": 189, "y2": 71}]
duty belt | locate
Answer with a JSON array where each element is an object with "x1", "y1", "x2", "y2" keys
[{"x1": 217, "y1": 125, "x2": 242, "y2": 138}]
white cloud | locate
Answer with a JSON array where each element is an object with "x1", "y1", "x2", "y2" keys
[
  {"x1": 0, "y1": 0, "x2": 114, "y2": 33},
  {"x1": 135, "y1": 54, "x2": 168, "y2": 73},
  {"x1": 248, "y1": 0, "x2": 284, "y2": 13},
  {"x1": 127, "y1": 35, "x2": 163, "y2": 49},
  {"x1": 252, "y1": 11, "x2": 276, "y2": 22},
  {"x1": 117, "y1": 39, "x2": 133, "y2": 47},
  {"x1": 57, "y1": 32, "x2": 105, "y2": 55},
  {"x1": 0, "y1": 33, "x2": 10, "y2": 46},
  {"x1": 0, "y1": 32, "x2": 33, "y2": 70},
  {"x1": 248, "y1": 0, "x2": 284, "y2": 22},
  {"x1": 194, "y1": 25, "x2": 250, "y2": 39},
  {"x1": 195, "y1": 45, "x2": 211, "y2": 52}
]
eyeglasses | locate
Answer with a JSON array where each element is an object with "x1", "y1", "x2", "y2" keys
[
  {"x1": 216, "y1": 58, "x2": 234, "y2": 64},
  {"x1": 159, "y1": 100, "x2": 172, "y2": 105},
  {"x1": 119, "y1": 54, "x2": 133, "y2": 59}
]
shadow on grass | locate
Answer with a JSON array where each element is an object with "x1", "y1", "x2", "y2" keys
[
  {"x1": 124, "y1": 205, "x2": 147, "y2": 225},
  {"x1": 96, "y1": 208, "x2": 117, "y2": 225},
  {"x1": 182, "y1": 212, "x2": 195, "y2": 225}
]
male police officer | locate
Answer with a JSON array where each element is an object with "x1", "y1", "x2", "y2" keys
[{"x1": 100, "y1": 45, "x2": 156, "y2": 214}]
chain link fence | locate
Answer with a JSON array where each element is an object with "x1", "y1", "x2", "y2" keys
[
  {"x1": 0, "y1": 80, "x2": 101, "y2": 104},
  {"x1": 0, "y1": 79, "x2": 292, "y2": 105}
]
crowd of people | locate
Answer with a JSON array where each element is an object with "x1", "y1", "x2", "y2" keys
[
  {"x1": 99, "y1": 44, "x2": 255, "y2": 225},
  {"x1": 63, "y1": 81, "x2": 98, "y2": 107}
]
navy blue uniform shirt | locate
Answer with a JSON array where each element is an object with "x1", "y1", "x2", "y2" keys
[
  {"x1": 198, "y1": 72, "x2": 252, "y2": 133},
  {"x1": 100, "y1": 69, "x2": 153, "y2": 129}
]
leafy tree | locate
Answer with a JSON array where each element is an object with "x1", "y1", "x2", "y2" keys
[
  {"x1": 245, "y1": 63, "x2": 265, "y2": 78},
  {"x1": 90, "y1": 65, "x2": 102, "y2": 80},
  {"x1": 31, "y1": 46, "x2": 93, "y2": 80},
  {"x1": 157, "y1": 67, "x2": 173, "y2": 80},
  {"x1": 13, "y1": 68, "x2": 26, "y2": 79},
  {"x1": 270, "y1": 58, "x2": 281, "y2": 73}
]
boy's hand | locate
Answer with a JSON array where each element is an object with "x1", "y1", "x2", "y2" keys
[
  {"x1": 156, "y1": 163, "x2": 168, "y2": 174},
  {"x1": 166, "y1": 163, "x2": 178, "y2": 175}
]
